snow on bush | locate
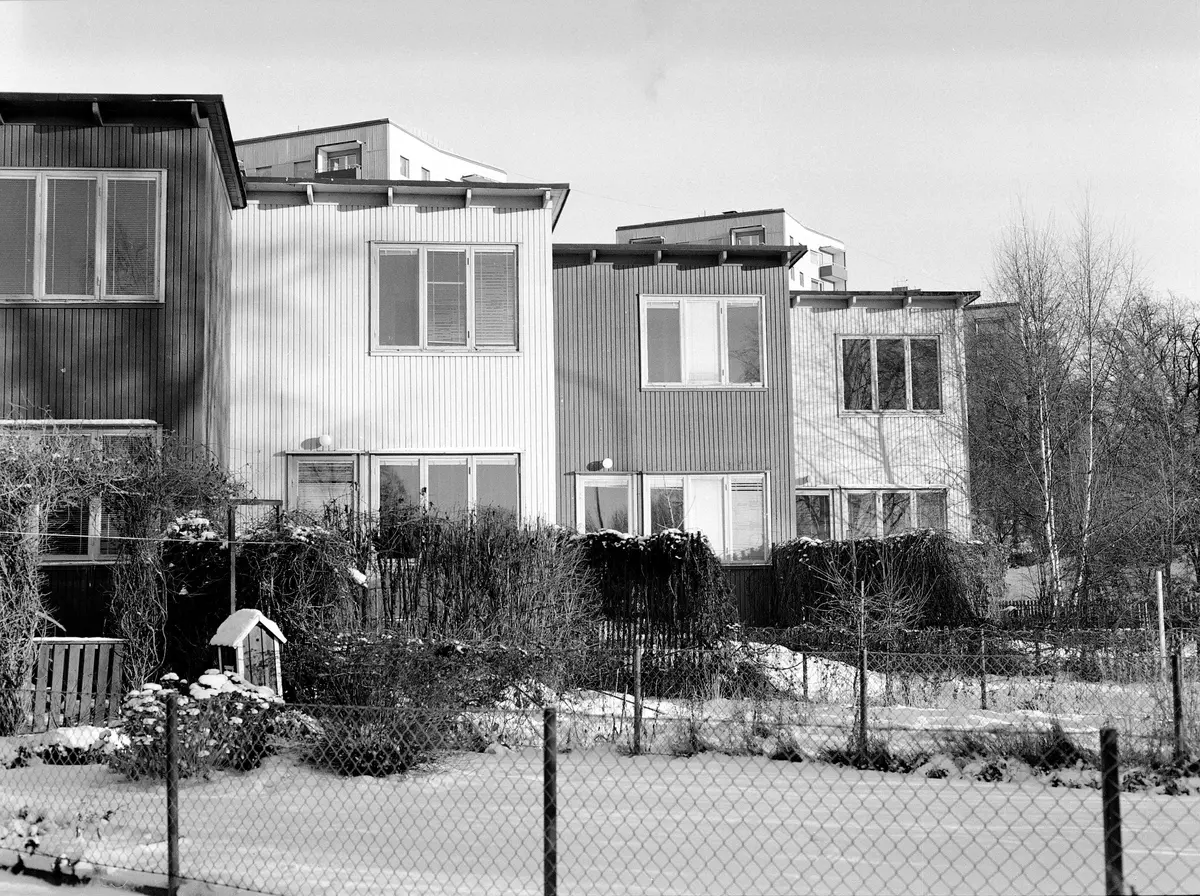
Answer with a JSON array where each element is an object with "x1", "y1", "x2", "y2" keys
[{"x1": 107, "y1": 671, "x2": 282, "y2": 780}]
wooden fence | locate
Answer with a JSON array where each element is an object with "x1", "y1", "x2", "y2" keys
[{"x1": 21, "y1": 637, "x2": 126, "y2": 734}]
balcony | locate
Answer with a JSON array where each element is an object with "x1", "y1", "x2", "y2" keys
[
  {"x1": 316, "y1": 165, "x2": 362, "y2": 180},
  {"x1": 820, "y1": 262, "x2": 847, "y2": 284}
]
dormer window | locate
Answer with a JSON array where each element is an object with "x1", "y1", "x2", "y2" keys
[
  {"x1": 730, "y1": 226, "x2": 765, "y2": 245},
  {"x1": 315, "y1": 142, "x2": 362, "y2": 175}
]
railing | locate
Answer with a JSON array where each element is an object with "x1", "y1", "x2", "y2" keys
[{"x1": 24, "y1": 637, "x2": 126, "y2": 733}]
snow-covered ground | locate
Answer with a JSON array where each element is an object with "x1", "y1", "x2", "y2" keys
[{"x1": 2, "y1": 746, "x2": 1199, "y2": 896}]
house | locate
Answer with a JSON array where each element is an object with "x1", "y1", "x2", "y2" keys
[
  {"x1": 616, "y1": 208, "x2": 847, "y2": 292},
  {"x1": 234, "y1": 119, "x2": 507, "y2": 183},
  {"x1": 790, "y1": 287, "x2": 979, "y2": 541},
  {"x1": 229, "y1": 177, "x2": 569, "y2": 525},
  {"x1": 553, "y1": 242, "x2": 804, "y2": 621},
  {"x1": 0, "y1": 92, "x2": 246, "y2": 633}
]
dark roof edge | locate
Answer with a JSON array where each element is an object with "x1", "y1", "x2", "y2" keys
[
  {"x1": 792, "y1": 289, "x2": 982, "y2": 305},
  {"x1": 554, "y1": 242, "x2": 807, "y2": 268},
  {"x1": 615, "y1": 208, "x2": 787, "y2": 231}
]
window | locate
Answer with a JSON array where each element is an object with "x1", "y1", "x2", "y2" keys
[
  {"x1": 844, "y1": 489, "x2": 947, "y2": 539},
  {"x1": 796, "y1": 491, "x2": 832, "y2": 540},
  {"x1": 576, "y1": 475, "x2": 634, "y2": 534},
  {"x1": 629, "y1": 236, "x2": 665, "y2": 245},
  {"x1": 640, "y1": 295, "x2": 764, "y2": 387},
  {"x1": 24, "y1": 424, "x2": 159, "y2": 564},
  {"x1": 293, "y1": 160, "x2": 314, "y2": 179},
  {"x1": 373, "y1": 454, "x2": 519, "y2": 520},
  {"x1": 289, "y1": 455, "x2": 359, "y2": 514},
  {"x1": 0, "y1": 169, "x2": 165, "y2": 303},
  {"x1": 645, "y1": 474, "x2": 768, "y2": 562},
  {"x1": 324, "y1": 149, "x2": 360, "y2": 172},
  {"x1": 421, "y1": 168, "x2": 431, "y2": 180},
  {"x1": 373, "y1": 244, "x2": 518, "y2": 351},
  {"x1": 398, "y1": 156, "x2": 410, "y2": 178},
  {"x1": 841, "y1": 336, "x2": 941, "y2": 412},
  {"x1": 730, "y1": 226, "x2": 765, "y2": 245}
]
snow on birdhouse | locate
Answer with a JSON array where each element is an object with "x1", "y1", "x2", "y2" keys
[{"x1": 210, "y1": 609, "x2": 287, "y2": 695}]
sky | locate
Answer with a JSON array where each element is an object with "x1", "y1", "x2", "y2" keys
[{"x1": 2, "y1": 0, "x2": 1197, "y2": 300}]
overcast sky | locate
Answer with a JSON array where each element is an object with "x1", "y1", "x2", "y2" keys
[{"x1": 3, "y1": 0, "x2": 1196, "y2": 300}]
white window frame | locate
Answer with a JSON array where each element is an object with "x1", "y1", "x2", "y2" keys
[
  {"x1": 840, "y1": 487, "x2": 948, "y2": 539},
  {"x1": 629, "y1": 236, "x2": 665, "y2": 245},
  {"x1": 575, "y1": 474, "x2": 636, "y2": 534},
  {"x1": 0, "y1": 168, "x2": 167, "y2": 304},
  {"x1": 729, "y1": 225, "x2": 766, "y2": 245},
  {"x1": 6, "y1": 421, "x2": 162, "y2": 565},
  {"x1": 370, "y1": 454, "x2": 520, "y2": 516},
  {"x1": 286, "y1": 453, "x2": 362, "y2": 513},
  {"x1": 795, "y1": 488, "x2": 834, "y2": 541},
  {"x1": 371, "y1": 243, "x2": 520, "y2": 354},
  {"x1": 643, "y1": 472, "x2": 769, "y2": 564},
  {"x1": 639, "y1": 294, "x2": 766, "y2": 389},
  {"x1": 837, "y1": 334, "x2": 943, "y2": 414},
  {"x1": 315, "y1": 141, "x2": 362, "y2": 173}
]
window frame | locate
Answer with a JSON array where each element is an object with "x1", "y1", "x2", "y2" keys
[
  {"x1": 729, "y1": 225, "x2": 766, "y2": 245},
  {"x1": 629, "y1": 236, "x2": 665, "y2": 245},
  {"x1": 315, "y1": 141, "x2": 362, "y2": 173},
  {"x1": 837, "y1": 334, "x2": 943, "y2": 414},
  {"x1": 575, "y1": 473, "x2": 636, "y2": 534},
  {"x1": 0, "y1": 168, "x2": 167, "y2": 305},
  {"x1": 643, "y1": 472, "x2": 770, "y2": 565},
  {"x1": 639, "y1": 294, "x2": 766, "y2": 390},
  {"x1": 795, "y1": 489, "x2": 833, "y2": 541},
  {"x1": 286, "y1": 453, "x2": 362, "y2": 513},
  {"x1": 839, "y1": 487, "x2": 949, "y2": 539},
  {"x1": 370, "y1": 453, "x2": 521, "y2": 517},
  {"x1": 370, "y1": 242, "x2": 520, "y2": 354}
]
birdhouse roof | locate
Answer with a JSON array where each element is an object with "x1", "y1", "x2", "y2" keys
[{"x1": 209, "y1": 609, "x2": 287, "y2": 647}]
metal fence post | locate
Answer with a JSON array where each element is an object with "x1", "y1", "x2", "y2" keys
[
  {"x1": 166, "y1": 692, "x2": 180, "y2": 896},
  {"x1": 1100, "y1": 727, "x2": 1124, "y2": 896},
  {"x1": 1172, "y1": 652, "x2": 1186, "y2": 762},
  {"x1": 980, "y1": 632, "x2": 989, "y2": 711},
  {"x1": 632, "y1": 645, "x2": 643, "y2": 756},
  {"x1": 543, "y1": 705, "x2": 557, "y2": 896},
  {"x1": 857, "y1": 646, "x2": 868, "y2": 754}
]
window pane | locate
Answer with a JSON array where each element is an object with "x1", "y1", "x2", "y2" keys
[
  {"x1": 881, "y1": 491, "x2": 912, "y2": 536},
  {"x1": 583, "y1": 484, "x2": 629, "y2": 533},
  {"x1": 476, "y1": 457, "x2": 519, "y2": 515},
  {"x1": 106, "y1": 178, "x2": 157, "y2": 296},
  {"x1": 45, "y1": 503, "x2": 89, "y2": 555},
  {"x1": 688, "y1": 478, "x2": 726, "y2": 559},
  {"x1": 877, "y1": 338, "x2": 907, "y2": 410},
  {"x1": 846, "y1": 492, "x2": 878, "y2": 539},
  {"x1": 733, "y1": 229, "x2": 764, "y2": 245},
  {"x1": 378, "y1": 250, "x2": 420, "y2": 346},
  {"x1": 842, "y1": 339, "x2": 873, "y2": 410},
  {"x1": 729, "y1": 479, "x2": 766, "y2": 561},
  {"x1": 0, "y1": 178, "x2": 36, "y2": 294},
  {"x1": 726, "y1": 304, "x2": 761, "y2": 384},
  {"x1": 379, "y1": 462, "x2": 421, "y2": 523},
  {"x1": 474, "y1": 250, "x2": 517, "y2": 347},
  {"x1": 649, "y1": 487, "x2": 685, "y2": 533},
  {"x1": 426, "y1": 250, "x2": 467, "y2": 346},
  {"x1": 98, "y1": 497, "x2": 129, "y2": 556},
  {"x1": 685, "y1": 300, "x2": 721, "y2": 383},
  {"x1": 427, "y1": 460, "x2": 468, "y2": 515},
  {"x1": 917, "y1": 491, "x2": 948, "y2": 530},
  {"x1": 911, "y1": 338, "x2": 941, "y2": 410},
  {"x1": 646, "y1": 306, "x2": 681, "y2": 383},
  {"x1": 297, "y1": 460, "x2": 356, "y2": 513},
  {"x1": 46, "y1": 178, "x2": 96, "y2": 295},
  {"x1": 796, "y1": 494, "x2": 831, "y2": 540}
]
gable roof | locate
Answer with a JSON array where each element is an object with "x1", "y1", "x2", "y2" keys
[{"x1": 210, "y1": 609, "x2": 287, "y2": 647}]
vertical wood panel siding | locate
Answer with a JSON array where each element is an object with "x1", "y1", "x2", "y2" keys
[
  {"x1": 791, "y1": 298, "x2": 971, "y2": 535},
  {"x1": 0, "y1": 123, "x2": 232, "y2": 448},
  {"x1": 229, "y1": 195, "x2": 558, "y2": 523},
  {"x1": 552, "y1": 257, "x2": 796, "y2": 548},
  {"x1": 618, "y1": 213, "x2": 785, "y2": 245},
  {"x1": 235, "y1": 123, "x2": 391, "y2": 179}
]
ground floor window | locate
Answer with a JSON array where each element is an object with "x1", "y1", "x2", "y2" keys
[
  {"x1": 796, "y1": 487, "x2": 948, "y2": 541},
  {"x1": 372, "y1": 454, "x2": 519, "y2": 521},
  {"x1": 644, "y1": 473, "x2": 768, "y2": 563},
  {"x1": 795, "y1": 491, "x2": 833, "y2": 541},
  {"x1": 288, "y1": 455, "x2": 359, "y2": 515},
  {"x1": 576, "y1": 474, "x2": 635, "y2": 534}
]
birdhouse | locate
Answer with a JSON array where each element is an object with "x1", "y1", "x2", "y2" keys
[{"x1": 210, "y1": 610, "x2": 287, "y2": 694}]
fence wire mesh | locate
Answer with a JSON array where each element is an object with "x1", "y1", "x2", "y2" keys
[{"x1": 2, "y1": 640, "x2": 1199, "y2": 895}]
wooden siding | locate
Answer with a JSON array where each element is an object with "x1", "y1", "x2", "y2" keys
[
  {"x1": 230, "y1": 194, "x2": 558, "y2": 522},
  {"x1": 0, "y1": 123, "x2": 233, "y2": 446},
  {"x1": 553, "y1": 257, "x2": 795, "y2": 547},
  {"x1": 235, "y1": 122, "x2": 391, "y2": 179},
  {"x1": 791, "y1": 298, "x2": 972, "y2": 536},
  {"x1": 619, "y1": 212, "x2": 787, "y2": 246}
]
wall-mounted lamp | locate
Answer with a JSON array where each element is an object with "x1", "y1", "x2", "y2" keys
[
  {"x1": 317, "y1": 434, "x2": 334, "y2": 450},
  {"x1": 601, "y1": 457, "x2": 614, "y2": 470}
]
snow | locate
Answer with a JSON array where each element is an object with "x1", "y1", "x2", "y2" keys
[{"x1": 209, "y1": 610, "x2": 287, "y2": 648}]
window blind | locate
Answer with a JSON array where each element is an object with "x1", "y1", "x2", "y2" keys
[
  {"x1": 297, "y1": 460, "x2": 356, "y2": 512},
  {"x1": 729, "y1": 479, "x2": 766, "y2": 561},
  {"x1": 426, "y1": 250, "x2": 467, "y2": 346},
  {"x1": 45, "y1": 178, "x2": 96, "y2": 296},
  {"x1": 106, "y1": 178, "x2": 157, "y2": 296},
  {"x1": 473, "y1": 250, "x2": 517, "y2": 347},
  {"x1": 0, "y1": 178, "x2": 36, "y2": 294}
]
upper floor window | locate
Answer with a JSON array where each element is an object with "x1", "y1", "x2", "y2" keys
[
  {"x1": 372, "y1": 244, "x2": 518, "y2": 352},
  {"x1": 398, "y1": 156, "x2": 410, "y2": 178},
  {"x1": 0, "y1": 169, "x2": 165, "y2": 303},
  {"x1": 293, "y1": 160, "x2": 315, "y2": 179},
  {"x1": 421, "y1": 168, "x2": 431, "y2": 180},
  {"x1": 730, "y1": 226, "x2": 765, "y2": 245},
  {"x1": 841, "y1": 336, "x2": 941, "y2": 412},
  {"x1": 316, "y1": 143, "x2": 361, "y2": 173},
  {"x1": 640, "y1": 295, "x2": 764, "y2": 388},
  {"x1": 629, "y1": 236, "x2": 664, "y2": 245}
]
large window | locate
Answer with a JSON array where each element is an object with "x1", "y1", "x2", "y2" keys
[
  {"x1": 645, "y1": 474, "x2": 767, "y2": 562},
  {"x1": 841, "y1": 336, "x2": 941, "y2": 412},
  {"x1": 373, "y1": 244, "x2": 518, "y2": 352},
  {"x1": 576, "y1": 475, "x2": 635, "y2": 534},
  {"x1": 373, "y1": 455, "x2": 519, "y2": 520},
  {"x1": 640, "y1": 295, "x2": 764, "y2": 387},
  {"x1": 844, "y1": 489, "x2": 948, "y2": 539},
  {"x1": 0, "y1": 169, "x2": 165, "y2": 303}
]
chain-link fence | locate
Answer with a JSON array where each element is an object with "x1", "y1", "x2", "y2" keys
[{"x1": 2, "y1": 642, "x2": 1199, "y2": 894}]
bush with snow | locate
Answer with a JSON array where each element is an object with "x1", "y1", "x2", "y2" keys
[{"x1": 107, "y1": 671, "x2": 282, "y2": 780}]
